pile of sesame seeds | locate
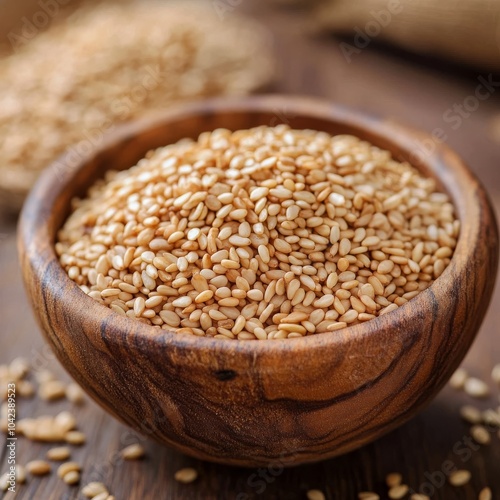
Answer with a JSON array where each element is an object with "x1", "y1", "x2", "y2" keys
[
  {"x1": 56, "y1": 125, "x2": 459, "y2": 339},
  {"x1": 0, "y1": 0, "x2": 274, "y2": 209}
]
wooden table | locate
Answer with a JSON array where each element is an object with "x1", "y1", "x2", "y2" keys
[{"x1": 1, "y1": 2, "x2": 500, "y2": 499}]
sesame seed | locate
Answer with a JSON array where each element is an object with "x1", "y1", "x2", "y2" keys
[
  {"x1": 464, "y1": 377, "x2": 490, "y2": 399},
  {"x1": 121, "y1": 443, "x2": 146, "y2": 460},
  {"x1": 306, "y1": 490, "x2": 325, "y2": 500},
  {"x1": 63, "y1": 470, "x2": 81, "y2": 485},
  {"x1": 388, "y1": 485, "x2": 409, "y2": 499},
  {"x1": 385, "y1": 472, "x2": 402, "y2": 488},
  {"x1": 65, "y1": 431, "x2": 86, "y2": 445},
  {"x1": 358, "y1": 493, "x2": 380, "y2": 500},
  {"x1": 492, "y1": 364, "x2": 500, "y2": 386},
  {"x1": 47, "y1": 447, "x2": 72, "y2": 461},
  {"x1": 479, "y1": 487, "x2": 492, "y2": 500},
  {"x1": 459, "y1": 405, "x2": 483, "y2": 424},
  {"x1": 26, "y1": 460, "x2": 51, "y2": 476},
  {"x1": 0, "y1": 474, "x2": 9, "y2": 492},
  {"x1": 449, "y1": 470, "x2": 472, "y2": 487},
  {"x1": 174, "y1": 467, "x2": 198, "y2": 484},
  {"x1": 82, "y1": 482, "x2": 109, "y2": 498},
  {"x1": 449, "y1": 368, "x2": 468, "y2": 389},
  {"x1": 483, "y1": 409, "x2": 500, "y2": 427},
  {"x1": 57, "y1": 462, "x2": 81, "y2": 479},
  {"x1": 39, "y1": 380, "x2": 66, "y2": 401},
  {"x1": 470, "y1": 425, "x2": 491, "y2": 445}
]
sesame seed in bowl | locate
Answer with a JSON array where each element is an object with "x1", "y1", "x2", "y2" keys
[{"x1": 56, "y1": 125, "x2": 459, "y2": 340}]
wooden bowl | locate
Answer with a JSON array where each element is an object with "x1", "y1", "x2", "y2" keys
[{"x1": 18, "y1": 96, "x2": 499, "y2": 467}]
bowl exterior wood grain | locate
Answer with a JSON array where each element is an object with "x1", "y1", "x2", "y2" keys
[{"x1": 18, "y1": 96, "x2": 499, "y2": 466}]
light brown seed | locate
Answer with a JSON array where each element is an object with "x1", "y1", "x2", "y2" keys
[
  {"x1": 306, "y1": 490, "x2": 325, "y2": 500},
  {"x1": 55, "y1": 411, "x2": 77, "y2": 433},
  {"x1": 47, "y1": 446, "x2": 71, "y2": 461},
  {"x1": 195, "y1": 290, "x2": 214, "y2": 303},
  {"x1": 174, "y1": 467, "x2": 198, "y2": 484},
  {"x1": 492, "y1": 364, "x2": 500, "y2": 386},
  {"x1": 483, "y1": 409, "x2": 500, "y2": 427},
  {"x1": 448, "y1": 470, "x2": 471, "y2": 487},
  {"x1": 460, "y1": 405, "x2": 483, "y2": 424},
  {"x1": 121, "y1": 443, "x2": 146, "y2": 460},
  {"x1": 9, "y1": 358, "x2": 30, "y2": 379},
  {"x1": 65, "y1": 431, "x2": 86, "y2": 445},
  {"x1": 63, "y1": 470, "x2": 80, "y2": 485},
  {"x1": 66, "y1": 383, "x2": 85, "y2": 404},
  {"x1": 410, "y1": 494, "x2": 430, "y2": 500},
  {"x1": 26, "y1": 460, "x2": 51, "y2": 476},
  {"x1": 478, "y1": 487, "x2": 492, "y2": 500},
  {"x1": 17, "y1": 380, "x2": 35, "y2": 398},
  {"x1": 449, "y1": 368, "x2": 468, "y2": 389},
  {"x1": 470, "y1": 425, "x2": 491, "y2": 445},
  {"x1": 39, "y1": 380, "x2": 66, "y2": 401},
  {"x1": 92, "y1": 493, "x2": 111, "y2": 500},
  {"x1": 57, "y1": 462, "x2": 81, "y2": 479},
  {"x1": 14, "y1": 465, "x2": 27, "y2": 484},
  {"x1": 82, "y1": 481, "x2": 109, "y2": 498},
  {"x1": 464, "y1": 377, "x2": 490, "y2": 398},
  {"x1": 388, "y1": 485, "x2": 409, "y2": 499},
  {"x1": 0, "y1": 473, "x2": 10, "y2": 492},
  {"x1": 358, "y1": 493, "x2": 380, "y2": 500},
  {"x1": 385, "y1": 472, "x2": 403, "y2": 488}
]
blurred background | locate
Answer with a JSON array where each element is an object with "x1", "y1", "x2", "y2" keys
[{"x1": 0, "y1": 1, "x2": 499, "y2": 499}]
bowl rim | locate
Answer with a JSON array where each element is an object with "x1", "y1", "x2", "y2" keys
[{"x1": 19, "y1": 94, "x2": 487, "y2": 355}]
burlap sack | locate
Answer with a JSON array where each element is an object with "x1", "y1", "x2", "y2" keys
[{"x1": 282, "y1": 0, "x2": 500, "y2": 71}]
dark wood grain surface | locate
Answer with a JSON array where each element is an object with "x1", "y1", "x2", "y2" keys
[{"x1": 2, "y1": 1, "x2": 500, "y2": 499}]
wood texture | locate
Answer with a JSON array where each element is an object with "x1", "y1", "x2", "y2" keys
[
  {"x1": 17, "y1": 96, "x2": 498, "y2": 468},
  {"x1": 1, "y1": 1, "x2": 500, "y2": 498}
]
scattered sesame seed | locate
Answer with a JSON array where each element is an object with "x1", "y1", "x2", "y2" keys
[
  {"x1": 82, "y1": 482, "x2": 109, "y2": 498},
  {"x1": 306, "y1": 490, "x2": 326, "y2": 500},
  {"x1": 449, "y1": 470, "x2": 472, "y2": 487},
  {"x1": 46, "y1": 446, "x2": 72, "y2": 462},
  {"x1": 121, "y1": 443, "x2": 146, "y2": 460},
  {"x1": 470, "y1": 425, "x2": 491, "y2": 445},
  {"x1": 0, "y1": 473, "x2": 10, "y2": 492},
  {"x1": 483, "y1": 409, "x2": 500, "y2": 427},
  {"x1": 39, "y1": 380, "x2": 66, "y2": 401},
  {"x1": 174, "y1": 467, "x2": 198, "y2": 484},
  {"x1": 386, "y1": 473, "x2": 403, "y2": 488},
  {"x1": 66, "y1": 383, "x2": 86, "y2": 405},
  {"x1": 65, "y1": 430, "x2": 86, "y2": 445},
  {"x1": 26, "y1": 460, "x2": 51, "y2": 476},
  {"x1": 63, "y1": 470, "x2": 81, "y2": 485},
  {"x1": 460, "y1": 405, "x2": 483, "y2": 424},
  {"x1": 449, "y1": 368, "x2": 468, "y2": 389},
  {"x1": 57, "y1": 462, "x2": 81, "y2": 479},
  {"x1": 464, "y1": 378, "x2": 490, "y2": 399},
  {"x1": 358, "y1": 493, "x2": 380, "y2": 500},
  {"x1": 388, "y1": 485, "x2": 409, "y2": 499},
  {"x1": 479, "y1": 487, "x2": 492, "y2": 500},
  {"x1": 492, "y1": 364, "x2": 500, "y2": 386}
]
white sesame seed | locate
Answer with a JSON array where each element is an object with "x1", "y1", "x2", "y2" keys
[
  {"x1": 449, "y1": 368, "x2": 468, "y2": 389},
  {"x1": 464, "y1": 377, "x2": 490, "y2": 399},
  {"x1": 448, "y1": 470, "x2": 471, "y2": 487}
]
